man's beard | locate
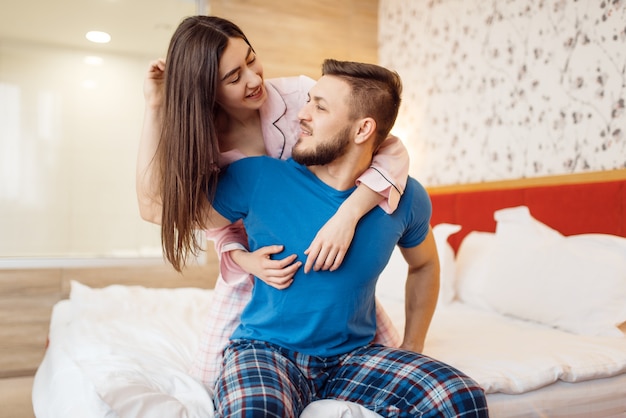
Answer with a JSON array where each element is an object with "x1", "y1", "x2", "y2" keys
[{"x1": 292, "y1": 126, "x2": 351, "y2": 166}]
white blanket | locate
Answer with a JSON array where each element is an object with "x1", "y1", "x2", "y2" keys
[
  {"x1": 32, "y1": 282, "x2": 626, "y2": 417},
  {"x1": 33, "y1": 284, "x2": 381, "y2": 418}
]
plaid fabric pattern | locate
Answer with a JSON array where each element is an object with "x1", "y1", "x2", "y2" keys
[
  {"x1": 214, "y1": 340, "x2": 488, "y2": 418},
  {"x1": 189, "y1": 275, "x2": 402, "y2": 392},
  {"x1": 373, "y1": 300, "x2": 402, "y2": 347},
  {"x1": 189, "y1": 274, "x2": 253, "y2": 392}
]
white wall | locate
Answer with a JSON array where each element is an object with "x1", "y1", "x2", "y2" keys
[
  {"x1": 380, "y1": 0, "x2": 626, "y2": 186},
  {"x1": 0, "y1": 40, "x2": 162, "y2": 258},
  {"x1": 0, "y1": 1, "x2": 377, "y2": 262}
]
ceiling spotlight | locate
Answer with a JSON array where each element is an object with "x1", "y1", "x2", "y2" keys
[{"x1": 86, "y1": 31, "x2": 111, "y2": 44}]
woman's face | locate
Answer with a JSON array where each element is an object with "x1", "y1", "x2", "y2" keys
[{"x1": 216, "y1": 37, "x2": 266, "y2": 113}]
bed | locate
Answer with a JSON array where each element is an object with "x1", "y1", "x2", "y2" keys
[{"x1": 32, "y1": 169, "x2": 626, "y2": 417}]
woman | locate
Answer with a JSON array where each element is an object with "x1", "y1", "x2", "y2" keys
[{"x1": 136, "y1": 15, "x2": 409, "y2": 390}]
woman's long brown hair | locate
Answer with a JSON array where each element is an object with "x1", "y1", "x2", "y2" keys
[{"x1": 158, "y1": 16, "x2": 253, "y2": 271}]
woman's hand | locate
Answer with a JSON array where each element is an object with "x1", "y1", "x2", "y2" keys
[
  {"x1": 231, "y1": 246, "x2": 301, "y2": 290},
  {"x1": 304, "y1": 184, "x2": 383, "y2": 273},
  {"x1": 304, "y1": 211, "x2": 357, "y2": 273},
  {"x1": 144, "y1": 58, "x2": 166, "y2": 107}
]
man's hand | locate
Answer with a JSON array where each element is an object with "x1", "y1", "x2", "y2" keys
[
  {"x1": 399, "y1": 341, "x2": 424, "y2": 354},
  {"x1": 231, "y1": 246, "x2": 301, "y2": 289}
]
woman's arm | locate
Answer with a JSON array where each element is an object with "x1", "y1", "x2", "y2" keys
[
  {"x1": 303, "y1": 185, "x2": 379, "y2": 273},
  {"x1": 208, "y1": 223, "x2": 301, "y2": 290},
  {"x1": 136, "y1": 59, "x2": 166, "y2": 224},
  {"x1": 357, "y1": 134, "x2": 409, "y2": 214},
  {"x1": 206, "y1": 209, "x2": 300, "y2": 290},
  {"x1": 303, "y1": 135, "x2": 410, "y2": 273},
  {"x1": 230, "y1": 246, "x2": 301, "y2": 289},
  {"x1": 138, "y1": 66, "x2": 299, "y2": 284}
]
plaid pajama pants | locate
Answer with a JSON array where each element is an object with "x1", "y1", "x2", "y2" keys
[{"x1": 214, "y1": 340, "x2": 489, "y2": 418}]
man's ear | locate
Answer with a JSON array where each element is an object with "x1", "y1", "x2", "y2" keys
[{"x1": 354, "y1": 117, "x2": 376, "y2": 145}]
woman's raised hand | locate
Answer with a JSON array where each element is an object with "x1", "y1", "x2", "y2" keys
[{"x1": 143, "y1": 58, "x2": 166, "y2": 107}]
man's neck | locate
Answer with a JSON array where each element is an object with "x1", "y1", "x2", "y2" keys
[{"x1": 307, "y1": 154, "x2": 371, "y2": 191}]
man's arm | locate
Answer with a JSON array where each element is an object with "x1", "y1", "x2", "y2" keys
[{"x1": 399, "y1": 227, "x2": 440, "y2": 353}]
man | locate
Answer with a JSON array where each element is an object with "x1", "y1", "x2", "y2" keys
[{"x1": 206, "y1": 59, "x2": 488, "y2": 417}]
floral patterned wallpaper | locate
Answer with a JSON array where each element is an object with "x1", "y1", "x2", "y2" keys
[{"x1": 379, "y1": 0, "x2": 626, "y2": 185}]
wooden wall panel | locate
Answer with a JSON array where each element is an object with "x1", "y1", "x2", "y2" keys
[
  {"x1": 210, "y1": 0, "x2": 379, "y2": 79},
  {"x1": 0, "y1": 249, "x2": 218, "y2": 378},
  {"x1": 0, "y1": 269, "x2": 60, "y2": 378}
]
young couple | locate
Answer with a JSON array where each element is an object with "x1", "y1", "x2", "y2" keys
[{"x1": 137, "y1": 15, "x2": 488, "y2": 418}]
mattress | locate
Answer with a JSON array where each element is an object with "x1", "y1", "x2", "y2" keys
[
  {"x1": 486, "y1": 375, "x2": 626, "y2": 418},
  {"x1": 32, "y1": 282, "x2": 626, "y2": 417}
]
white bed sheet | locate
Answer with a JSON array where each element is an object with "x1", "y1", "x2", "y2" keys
[
  {"x1": 418, "y1": 302, "x2": 626, "y2": 394},
  {"x1": 33, "y1": 282, "x2": 626, "y2": 417}
]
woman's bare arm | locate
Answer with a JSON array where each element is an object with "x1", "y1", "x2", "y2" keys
[
  {"x1": 136, "y1": 59, "x2": 166, "y2": 224},
  {"x1": 304, "y1": 135, "x2": 410, "y2": 273}
]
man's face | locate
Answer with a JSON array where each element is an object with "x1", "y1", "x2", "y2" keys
[{"x1": 292, "y1": 75, "x2": 354, "y2": 166}]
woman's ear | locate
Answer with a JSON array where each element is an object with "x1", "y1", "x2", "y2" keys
[{"x1": 354, "y1": 117, "x2": 376, "y2": 145}]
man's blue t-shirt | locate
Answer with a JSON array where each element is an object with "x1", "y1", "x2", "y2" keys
[{"x1": 212, "y1": 157, "x2": 432, "y2": 356}]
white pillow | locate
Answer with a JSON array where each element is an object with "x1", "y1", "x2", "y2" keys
[
  {"x1": 455, "y1": 231, "x2": 497, "y2": 310},
  {"x1": 482, "y1": 206, "x2": 626, "y2": 337},
  {"x1": 376, "y1": 246, "x2": 408, "y2": 303},
  {"x1": 432, "y1": 223, "x2": 462, "y2": 304},
  {"x1": 301, "y1": 400, "x2": 382, "y2": 418},
  {"x1": 69, "y1": 280, "x2": 210, "y2": 323}
]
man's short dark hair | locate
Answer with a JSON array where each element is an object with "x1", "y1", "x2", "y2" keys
[{"x1": 322, "y1": 59, "x2": 402, "y2": 148}]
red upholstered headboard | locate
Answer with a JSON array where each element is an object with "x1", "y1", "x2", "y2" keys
[{"x1": 428, "y1": 169, "x2": 626, "y2": 253}]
